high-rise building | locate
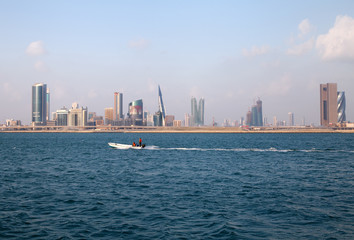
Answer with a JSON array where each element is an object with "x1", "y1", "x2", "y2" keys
[
  {"x1": 263, "y1": 116, "x2": 268, "y2": 126},
  {"x1": 158, "y1": 85, "x2": 166, "y2": 126},
  {"x1": 337, "y1": 91, "x2": 346, "y2": 123},
  {"x1": 146, "y1": 112, "x2": 154, "y2": 126},
  {"x1": 273, "y1": 116, "x2": 277, "y2": 126},
  {"x1": 240, "y1": 117, "x2": 244, "y2": 126},
  {"x1": 56, "y1": 107, "x2": 69, "y2": 126},
  {"x1": 256, "y1": 99, "x2": 263, "y2": 126},
  {"x1": 251, "y1": 105, "x2": 258, "y2": 126},
  {"x1": 191, "y1": 97, "x2": 198, "y2": 126},
  {"x1": 153, "y1": 111, "x2": 162, "y2": 126},
  {"x1": 191, "y1": 97, "x2": 205, "y2": 126},
  {"x1": 184, "y1": 113, "x2": 191, "y2": 127},
  {"x1": 68, "y1": 103, "x2": 88, "y2": 127},
  {"x1": 114, "y1": 92, "x2": 123, "y2": 121},
  {"x1": 88, "y1": 112, "x2": 97, "y2": 122},
  {"x1": 165, "y1": 115, "x2": 175, "y2": 126},
  {"x1": 246, "y1": 110, "x2": 252, "y2": 126},
  {"x1": 198, "y1": 98, "x2": 205, "y2": 125},
  {"x1": 128, "y1": 99, "x2": 144, "y2": 125},
  {"x1": 32, "y1": 83, "x2": 47, "y2": 126},
  {"x1": 320, "y1": 83, "x2": 338, "y2": 126},
  {"x1": 46, "y1": 88, "x2": 50, "y2": 121},
  {"x1": 105, "y1": 107, "x2": 114, "y2": 125},
  {"x1": 288, "y1": 112, "x2": 294, "y2": 126},
  {"x1": 249, "y1": 99, "x2": 263, "y2": 127}
]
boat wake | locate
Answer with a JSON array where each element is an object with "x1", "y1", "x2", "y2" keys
[
  {"x1": 149, "y1": 147, "x2": 354, "y2": 153},
  {"x1": 109, "y1": 143, "x2": 353, "y2": 153}
]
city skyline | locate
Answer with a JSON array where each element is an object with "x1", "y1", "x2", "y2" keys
[
  {"x1": 4, "y1": 81, "x2": 350, "y2": 127},
  {"x1": 1, "y1": 1, "x2": 354, "y2": 125}
]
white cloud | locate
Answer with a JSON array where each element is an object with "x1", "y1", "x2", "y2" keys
[
  {"x1": 26, "y1": 41, "x2": 46, "y2": 56},
  {"x1": 242, "y1": 45, "x2": 269, "y2": 57},
  {"x1": 128, "y1": 38, "x2": 149, "y2": 49},
  {"x1": 316, "y1": 15, "x2": 354, "y2": 61},
  {"x1": 298, "y1": 19, "x2": 312, "y2": 37},
  {"x1": 287, "y1": 38, "x2": 314, "y2": 55}
]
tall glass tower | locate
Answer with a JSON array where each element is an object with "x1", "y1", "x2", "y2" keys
[
  {"x1": 158, "y1": 85, "x2": 166, "y2": 126},
  {"x1": 191, "y1": 97, "x2": 204, "y2": 126},
  {"x1": 251, "y1": 105, "x2": 258, "y2": 126},
  {"x1": 32, "y1": 83, "x2": 47, "y2": 125},
  {"x1": 114, "y1": 92, "x2": 123, "y2": 121},
  {"x1": 198, "y1": 98, "x2": 205, "y2": 125},
  {"x1": 256, "y1": 99, "x2": 263, "y2": 126},
  {"x1": 337, "y1": 91, "x2": 346, "y2": 123},
  {"x1": 191, "y1": 97, "x2": 198, "y2": 126},
  {"x1": 46, "y1": 88, "x2": 50, "y2": 121}
]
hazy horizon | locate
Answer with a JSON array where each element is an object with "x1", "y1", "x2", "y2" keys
[{"x1": 1, "y1": 1, "x2": 354, "y2": 125}]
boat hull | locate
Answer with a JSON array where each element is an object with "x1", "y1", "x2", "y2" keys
[{"x1": 108, "y1": 142, "x2": 144, "y2": 149}]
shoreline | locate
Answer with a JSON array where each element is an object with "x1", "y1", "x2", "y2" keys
[{"x1": 1, "y1": 126, "x2": 354, "y2": 133}]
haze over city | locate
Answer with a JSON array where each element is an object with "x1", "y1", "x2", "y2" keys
[{"x1": 1, "y1": 1, "x2": 354, "y2": 125}]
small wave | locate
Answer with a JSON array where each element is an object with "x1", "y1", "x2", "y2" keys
[
  {"x1": 158, "y1": 147, "x2": 289, "y2": 152},
  {"x1": 154, "y1": 147, "x2": 353, "y2": 153},
  {"x1": 144, "y1": 145, "x2": 159, "y2": 150}
]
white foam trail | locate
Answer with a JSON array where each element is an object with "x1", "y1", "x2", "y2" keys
[
  {"x1": 112, "y1": 144, "x2": 352, "y2": 153},
  {"x1": 152, "y1": 147, "x2": 353, "y2": 153},
  {"x1": 158, "y1": 147, "x2": 289, "y2": 152}
]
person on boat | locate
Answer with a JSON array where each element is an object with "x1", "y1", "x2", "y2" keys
[
  {"x1": 139, "y1": 138, "x2": 142, "y2": 146},
  {"x1": 132, "y1": 142, "x2": 136, "y2": 147}
]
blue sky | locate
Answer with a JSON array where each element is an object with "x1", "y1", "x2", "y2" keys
[{"x1": 1, "y1": 1, "x2": 354, "y2": 125}]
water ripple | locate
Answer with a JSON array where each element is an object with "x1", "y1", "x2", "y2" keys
[{"x1": 0, "y1": 133, "x2": 354, "y2": 239}]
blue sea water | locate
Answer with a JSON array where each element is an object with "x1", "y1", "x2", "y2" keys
[{"x1": 0, "y1": 133, "x2": 354, "y2": 239}]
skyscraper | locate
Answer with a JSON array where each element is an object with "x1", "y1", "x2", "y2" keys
[
  {"x1": 56, "y1": 107, "x2": 68, "y2": 126},
  {"x1": 128, "y1": 99, "x2": 144, "y2": 125},
  {"x1": 184, "y1": 113, "x2": 191, "y2": 127},
  {"x1": 114, "y1": 92, "x2": 123, "y2": 121},
  {"x1": 191, "y1": 97, "x2": 204, "y2": 126},
  {"x1": 158, "y1": 85, "x2": 166, "y2": 126},
  {"x1": 256, "y1": 99, "x2": 263, "y2": 126},
  {"x1": 288, "y1": 112, "x2": 294, "y2": 126},
  {"x1": 191, "y1": 97, "x2": 198, "y2": 126},
  {"x1": 32, "y1": 83, "x2": 47, "y2": 126},
  {"x1": 337, "y1": 91, "x2": 346, "y2": 123},
  {"x1": 46, "y1": 88, "x2": 50, "y2": 121},
  {"x1": 320, "y1": 83, "x2": 338, "y2": 126},
  {"x1": 198, "y1": 98, "x2": 205, "y2": 125},
  {"x1": 248, "y1": 98, "x2": 263, "y2": 127},
  {"x1": 105, "y1": 107, "x2": 114, "y2": 125},
  {"x1": 251, "y1": 105, "x2": 258, "y2": 126},
  {"x1": 246, "y1": 110, "x2": 252, "y2": 126}
]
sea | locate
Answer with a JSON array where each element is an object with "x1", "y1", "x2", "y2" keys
[{"x1": 0, "y1": 132, "x2": 353, "y2": 239}]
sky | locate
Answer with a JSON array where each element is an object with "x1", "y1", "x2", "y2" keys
[{"x1": 1, "y1": 0, "x2": 354, "y2": 126}]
